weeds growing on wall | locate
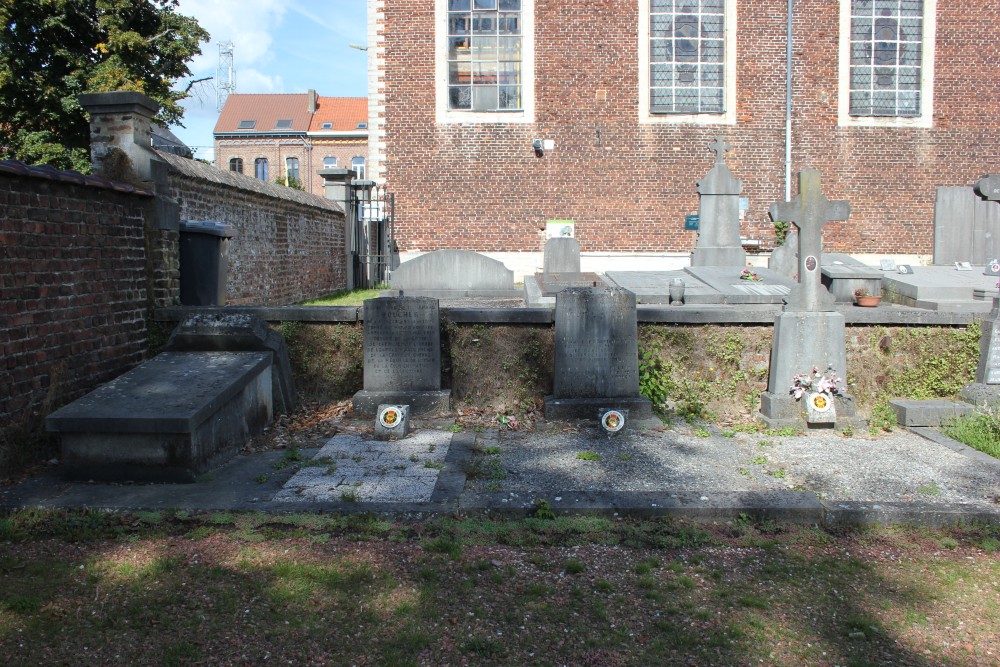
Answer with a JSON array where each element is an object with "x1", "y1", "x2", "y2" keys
[{"x1": 278, "y1": 322, "x2": 365, "y2": 401}]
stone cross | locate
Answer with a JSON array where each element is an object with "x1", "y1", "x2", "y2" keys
[
  {"x1": 708, "y1": 136, "x2": 731, "y2": 164},
  {"x1": 769, "y1": 170, "x2": 850, "y2": 312}
]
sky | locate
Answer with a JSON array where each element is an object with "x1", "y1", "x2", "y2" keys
[{"x1": 171, "y1": 0, "x2": 369, "y2": 162}]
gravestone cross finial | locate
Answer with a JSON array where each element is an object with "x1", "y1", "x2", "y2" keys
[
  {"x1": 708, "y1": 136, "x2": 731, "y2": 164},
  {"x1": 769, "y1": 170, "x2": 850, "y2": 312}
]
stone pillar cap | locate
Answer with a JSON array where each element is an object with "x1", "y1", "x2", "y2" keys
[{"x1": 78, "y1": 91, "x2": 160, "y2": 116}]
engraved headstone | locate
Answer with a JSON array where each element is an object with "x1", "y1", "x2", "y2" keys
[
  {"x1": 690, "y1": 136, "x2": 747, "y2": 267},
  {"x1": 769, "y1": 170, "x2": 850, "y2": 313},
  {"x1": 543, "y1": 237, "x2": 581, "y2": 274},
  {"x1": 352, "y1": 296, "x2": 451, "y2": 415},
  {"x1": 544, "y1": 287, "x2": 652, "y2": 420}
]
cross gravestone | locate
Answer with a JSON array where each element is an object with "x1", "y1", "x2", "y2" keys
[
  {"x1": 351, "y1": 296, "x2": 451, "y2": 415},
  {"x1": 690, "y1": 136, "x2": 746, "y2": 267},
  {"x1": 769, "y1": 170, "x2": 849, "y2": 313},
  {"x1": 544, "y1": 287, "x2": 652, "y2": 420},
  {"x1": 759, "y1": 170, "x2": 860, "y2": 428}
]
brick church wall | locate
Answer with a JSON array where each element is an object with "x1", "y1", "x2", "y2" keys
[{"x1": 375, "y1": 0, "x2": 1000, "y2": 256}]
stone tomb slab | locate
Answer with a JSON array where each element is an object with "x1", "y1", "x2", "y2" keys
[
  {"x1": 274, "y1": 430, "x2": 451, "y2": 503},
  {"x1": 46, "y1": 351, "x2": 273, "y2": 482},
  {"x1": 685, "y1": 266, "x2": 794, "y2": 304},
  {"x1": 820, "y1": 262, "x2": 883, "y2": 303},
  {"x1": 882, "y1": 266, "x2": 1000, "y2": 310},
  {"x1": 536, "y1": 272, "x2": 606, "y2": 296},
  {"x1": 604, "y1": 270, "x2": 715, "y2": 304}
]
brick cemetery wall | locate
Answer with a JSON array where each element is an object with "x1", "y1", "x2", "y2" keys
[
  {"x1": 157, "y1": 151, "x2": 347, "y2": 306},
  {"x1": 0, "y1": 163, "x2": 152, "y2": 469},
  {"x1": 374, "y1": 0, "x2": 1000, "y2": 257}
]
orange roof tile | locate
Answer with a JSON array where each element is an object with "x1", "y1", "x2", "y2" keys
[
  {"x1": 214, "y1": 94, "x2": 314, "y2": 134},
  {"x1": 309, "y1": 97, "x2": 368, "y2": 133}
]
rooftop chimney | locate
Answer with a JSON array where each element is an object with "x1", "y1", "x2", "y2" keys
[{"x1": 308, "y1": 89, "x2": 318, "y2": 114}]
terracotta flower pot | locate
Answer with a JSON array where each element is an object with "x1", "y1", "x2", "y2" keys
[{"x1": 855, "y1": 295, "x2": 881, "y2": 307}]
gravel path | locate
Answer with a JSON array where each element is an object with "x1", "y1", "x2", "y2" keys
[{"x1": 465, "y1": 424, "x2": 1000, "y2": 512}]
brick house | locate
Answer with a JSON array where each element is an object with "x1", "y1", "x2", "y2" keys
[
  {"x1": 367, "y1": 0, "x2": 1000, "y2": 273},
  {"x1": 214, "y1": 92, "x2": 368, "y2": 196}
]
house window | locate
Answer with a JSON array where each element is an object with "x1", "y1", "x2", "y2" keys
[
  {"x1": 321, "y1": 122, "x2": 333, "y2": 129},
  {"x1": 838, "y1": 0, "x2": 935, "y2": 127},
  {"x1": 351, "y1": 156, "x2": 366, "y2": 180},
  {"x1": 275, "y1": 119, "x2": 293, "y2": 129},
  {"x1": 238, "y1": 120, "x2": 256, "y2": 129},
  {"x1": 436, "y1": 0, "x2": 535, "y2": 123},
  {"x1": 255, "y1": 157, "x2": 269, "y2": 180},
  {"x1": 323, "y1": 156, "x2": 337, "y2": 168},
  {"x1": 229, "y1": 157, "x2": 243, "y2": 174},
  {"x1": 286, "y1": 157, "x2": 299, "y2": 181},
  {"x1": 639, "y1": 0, "x2": 736, "y2": 124}
]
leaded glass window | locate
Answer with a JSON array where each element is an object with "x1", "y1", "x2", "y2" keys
[
  {"x1": 849, "y1": 0, "x2": 923, "y2": 117},
  {"x1": 447, "y1": 0, "x2": 522, "y2": 111},
  {"x1": 649, "y1": 0, "x2": 726, "y2": 114}
]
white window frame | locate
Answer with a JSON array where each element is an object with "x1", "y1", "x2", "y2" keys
[
  {"x1": 639, "y1": 0, "x2": 737, "y2": 125},
  {"x1": 435, "y1": 0, "x2": 535, "y2": 124},
  {"x1": 837, "y1": 0, "x2": 936, "y2": 128}
]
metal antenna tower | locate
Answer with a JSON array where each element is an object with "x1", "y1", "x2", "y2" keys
[{"x1": 217, "y1": 41, "x2": 235, "y2": 111}]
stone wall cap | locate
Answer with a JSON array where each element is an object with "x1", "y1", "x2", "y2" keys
[
  {"x1": 155, "y1": 150, "x2": 344, "y2": 214},
  {"x1": 78, "y1": 91, "x2": 161, "y2": 116},
  {"x1": 0, "y1": 159, "x2": 153, "y2": 196}
]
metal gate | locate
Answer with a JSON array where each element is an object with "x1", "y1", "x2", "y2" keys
[{"x1": 350, "y1": 182, "x2": 395, "y2": 289}]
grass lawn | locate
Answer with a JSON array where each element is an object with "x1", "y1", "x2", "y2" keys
[
  {"x1": 301, "y1": 287, "x2": 387, "y2": 306},
  {"x1": 0, "y1": 510, "x2": 997, "y2": 666}
]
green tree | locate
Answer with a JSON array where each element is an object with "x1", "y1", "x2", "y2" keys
[{"x1": 0, "y1": 0, "x2": 209, "y2": 171}]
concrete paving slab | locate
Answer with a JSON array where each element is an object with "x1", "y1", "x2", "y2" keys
[{"x1": 2, "y1": 423, "x2": 998, "y2": 526}]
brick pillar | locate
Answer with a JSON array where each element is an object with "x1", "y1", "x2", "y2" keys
[{"x1": 78, "y1": 91, "x2": 162, "y2": 182}]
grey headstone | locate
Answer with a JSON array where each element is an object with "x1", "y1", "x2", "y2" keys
[
  {"x1": 975, "y1": 174, "x2": 1000, "y2": 201},
  {"x1": 352, "y1": 296, "x2": 451, "y2": 415},
  {"x1": 974, "y1": 298, "x2": 1000, "y2": 384},
  {"x1": 165, "y1": 313, "x2": 296, "y2": 413},
  {"x1": 690, "y1": 136, "x2": 747, "y2": 267},
  {"x1": 768, "y1": 229, "x2": 798, "y2": 278},
  {"x1": 934, "y1": 186, "x2": 1000, "y2": 265},
  {"x1": 758, "y1": 311, "x2": 860, "y2": 429},
  {"x1": 769, "y1": 170, "x2": 850, "y2": 313},
  {"x1": 543, "y1": 237, "x2": 581, "y2": 273},
  {"x1": 46, "y1": 352, "x2": 272, "y2": 482},
  {"x1": 390, "y1": 250, "x2": 513, "y2": 291},
  {"x1": 544, "y1": 287, "x2": 651, "y2": 419}
]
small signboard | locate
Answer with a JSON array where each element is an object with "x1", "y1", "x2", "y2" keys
[
  {"x1": 897, "y1": 264, "x2": 913, "y2": 274},
  {"x1": 985, "y1": 259, "x2": 1000, "y2": 276},
  {"x1": 545, "y1": 220, "x2": 575, "y2": 239},
  {"x1": 684, "y1": 214, "x2": 700, "y2": 231},
  {"x1": 879, "y1": 259, "x2": 897, "y2": 271},
  {"x1": 955, "y1": 261, "x2": 973, "y2": 271}
]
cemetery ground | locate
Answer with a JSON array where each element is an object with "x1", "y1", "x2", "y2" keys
[{"x1": 0, "y1": 508, "x2": 997, "y2": 666}]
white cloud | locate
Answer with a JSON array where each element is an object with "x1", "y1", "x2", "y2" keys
[{"x1": 176, "y1": 0, "x2": 288, "y2": 79}]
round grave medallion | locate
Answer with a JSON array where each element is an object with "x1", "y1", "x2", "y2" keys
[
  {"x1": 600, "y1": 410, "x2": 626, "y2": 434},
  {"x1": 808, "y1": 393, "x2": 832, "y2": 413},
  {"x1": 804, "y1": 255, "x2": 818, "y2": 272},
  {"x1": 991, "y1": 261, "x2": 1000, "y2": 274},
  {"x1": 378, "y1": 406, "x2": 402, "y2": 429}
]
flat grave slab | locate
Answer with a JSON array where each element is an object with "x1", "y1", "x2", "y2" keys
[
  {"x1": 685, "y1": 266, "x2": 794, "y2": 304},
  {"x1": 604, "y1": 270, "x2": 715, "y2": 304},
  {"x1": 46, "y1": 351, "x2": 273, "y2": 482},
  {"x1": 883, "y1": 266, "x2": 1000, "y2": 302},
  {"x1": 536, "y1": 271, "x2": 606, "y2": 296},
  {"x1": 274, "y1": 430, "x2": 452, "y2": 503}
]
